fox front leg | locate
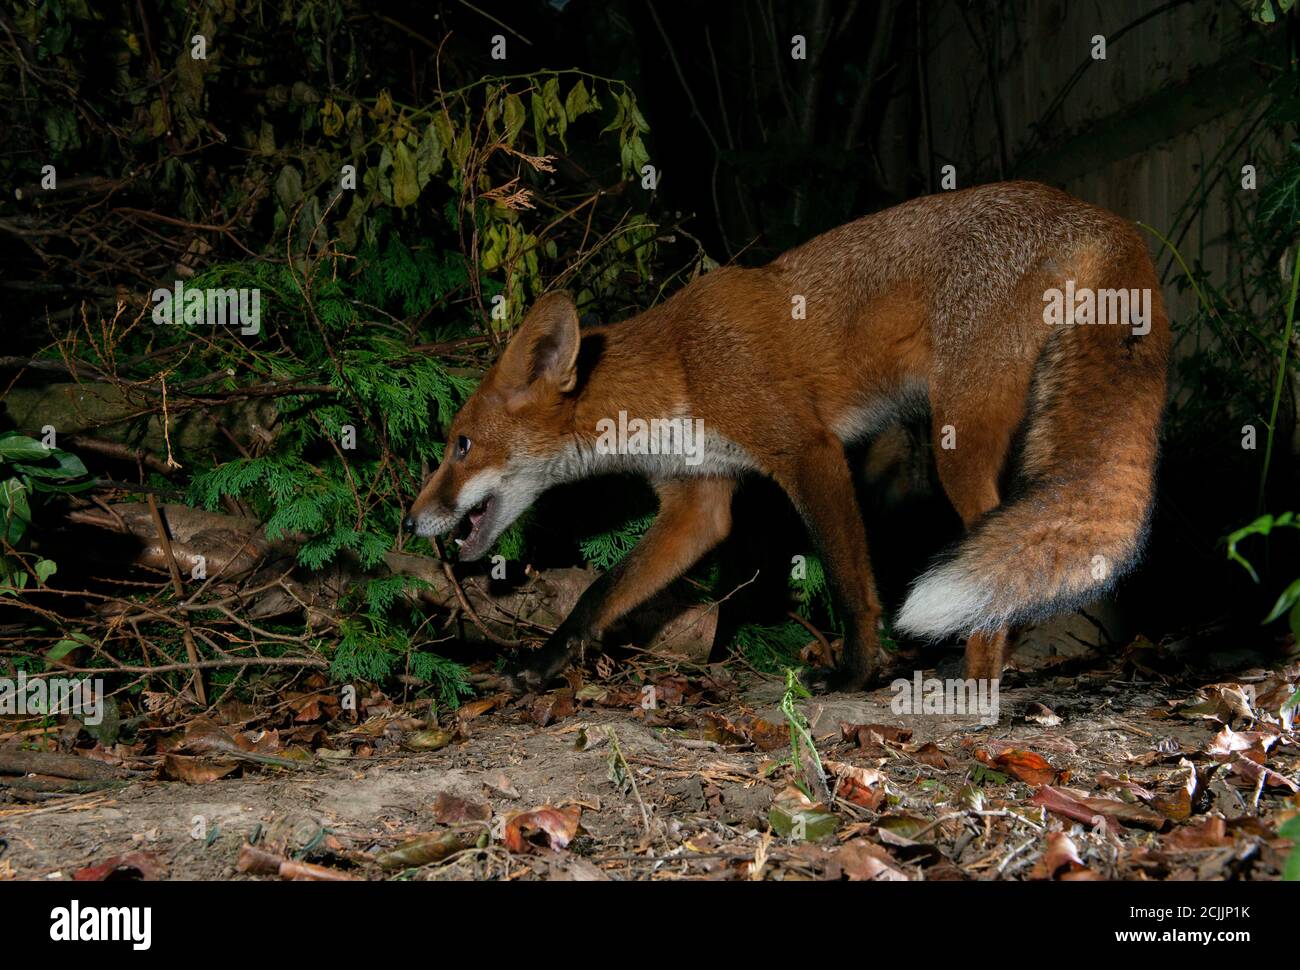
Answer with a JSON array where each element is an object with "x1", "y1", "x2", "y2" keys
[
  {"x1": 502, "y1": 570, "x2": 615, "y2": 692},
  {"x1": 503, "y1": 478, "x2": 736, "y2": 693},
  {"x1": 773, "y1": 434, "x2": 886, "y2": 692}
]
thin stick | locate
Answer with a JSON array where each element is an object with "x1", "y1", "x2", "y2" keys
[
  {"x1": 608, "y1": 728, "x2": 653, "y2": 843},
  {"x1": 440, "y1": 561, "x2": 521, "y2": 647},
  {"x1": 42, "y1": 656, "x2": 329, "y2": 675},
  {"x1": 145, "y1": 494, "x2": 207, "y2": 704}
]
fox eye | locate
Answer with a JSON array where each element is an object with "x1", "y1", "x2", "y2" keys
[{"x1": 455, "y1": 435, "x2": 471, "y2": 459}]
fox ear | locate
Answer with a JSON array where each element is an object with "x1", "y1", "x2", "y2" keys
[{"x1": 499, "y1": 291, "x2": 580, "y2": 393}]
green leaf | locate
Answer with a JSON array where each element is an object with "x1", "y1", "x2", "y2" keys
[
  {"x1": 503, "y1": 93, "x2": 526, "y2": 145},
  {"x1": 620, "y1": 132, "x2": 650, "y2": 178},
  {"x1": 46, "y1": 634, "x2": 90, "y2": 662},
  {"x1": 275, "y1": 164, "x2": 304, "y2": 210},
  {"x1": 530, "y1": 92, "x2": 548, "y2": 155},
  {"x1": 392, "y1": 142, "x2": 420, "y2": 208},
  {"x1": 542, "y1": 76, "x2": 567, "y2": 147},
  {"x1": 601, "y1": 92, "x2": 627, "y2": 135},
  {"x1": 432, "y1": 113, "x2": 455, "y2": 163},
  {"x1": 1282, "y1": 680, "x2": 1300, "y2": 714},
  {"x1": 449, "y1": 124, "x2": 472, "y2": 173},
  {"x1": 34, "y1": 558, "x2": 57, "y2": 585},
  {"x1": 1226, "y1": 512, "x2": 1299, "y2": 582},
  {"x1": 375, "y1": 144, "x2": 394, "y2": 203},
  {"x1": 768, "y1": 800, "x2": 838, "y2": 841},
  {"x1": 1264, "y1": 576, "x2": 1300, "y2": 624},
  {"x1": 14, "y1": 449, "x2": 88, "y2": 480},
  {"x1": 1, "y1": 478, "x2": 31, "y2": 545},
  {"x1": 1280, "y1": 815, "x2": 1300, "y2": 881},
  {"x1": 321, "y1": 98, "x2": 345, "y2": 137},
  {"x1": 47, "y1": 639, "x2": 81, "y2": 660},
  {"x1": 628, "y1": 99, "x2": 650, "y2": 134},
  {"x1": 0, "y1": 435, "x2": 52, "y2": 461},
  {"x1": 564, "y1": 80, "x2": 592, "y2": 120},
  {"x1": 44, "y1": 104, "x2": 81, "y2": 155},
  {"x1": 415, "y1": 122, "x2": 444, "y2": 186}
]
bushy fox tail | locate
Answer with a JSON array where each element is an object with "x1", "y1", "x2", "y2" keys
[
  {"x1": 893, "y1": 472, "x2": 1154, "y2": 638},
  {"x1": 895, "y1": 321, "x2": 1167, "y2": 640}
]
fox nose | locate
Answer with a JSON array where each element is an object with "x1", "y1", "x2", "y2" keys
[{"x1": 402, "y1": 515, "x2": 416, "y2": 534}]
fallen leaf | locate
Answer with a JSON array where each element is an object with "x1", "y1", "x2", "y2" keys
[
  {"x1": 236, "y1": 843, "x2": 358, "y2": 880},
  {"x1": 403, "y1": 727, "x2": 454, "y2": 751},
  {"x1": 1030, "y1": 785, "x2": 1167, "y2": 831},
  {"x1": 873, "y1": 813, "x2": 933, "y2": 841},
  {"x1": 840, "y1": 722, "x2": 913, "y2": 748},
  {"x1": 162, "y1": 754, "x2": 239, "y2": 783},
  {"x1": 976, "y1": 747, "x2": 1065, "y2": 786},
  {"x1": 235, "y1": 844, "x2": 284, "y2": 876},
  {"x1": 1032, "y1": 831, "x2": 1088, "y2": 880},
  {"x1": 910, "y1": 741, "x2": 958, "y2": 769},
  {"x1": 1204, "y1": 726, "x2": 1276, "y2": 759},
  {"x1": 504, "y1": 805, "x2": 582, "y2": 853},
  {"x1": 278, "y1": 859, "x2": 358, "y2": 881},
  {"x1": 702, "y1": 711, "x2": 787, "y2": 751},
  {"x1": 769, "y1": 786, "x2": 839, "y2": 842},
  {"x1": 456, "y1": 696, "x2": 502, "y2": 723},
  {"x1": 1024, "y1": 703, "x2": 1062, "y2": 727},
  {"x1": 377, "y1": 829, "x2": 479, "y2": 869},
  {"x1": 1230, "y1": 756, "x2": 1298, "y2": 792},
  {"x1": 1164, "y1": 816, "x2": 1234, "y2": 851},
  {"x1": 1147, "y1": 759, "x2": 1216, "y2": 821},
  {"x1": 432, "y1": 791, "x2": 492, "y2": 824},
  {"x1": 825, "y1": 761, "x2": 888, "y2": 809},
  {"x1": 482, "y1": 769, "x2": 518, "y2": 799},
  {"x1": 832, "y1": 840, "x2": 909, "y2": 881},
  {"x1": 73, "y1": 851, "x2": 165, "y2": 882},
  {"x1": 530, "y1": 689, "x2": 575, "y2": 726},
  {"x1": 1096, "y1": 773, "x2": 1155, "y2": 800}
]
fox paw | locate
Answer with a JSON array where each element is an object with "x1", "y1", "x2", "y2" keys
[
  {"x1": 801, "y1": 667, "x2": 865, "y2": 695},
  {"x1": 501, "y1": 631, "x2": 588, "y2": 694},
  {"x1": 500, "y1": 661, "x2": 556, "y2": 695}
]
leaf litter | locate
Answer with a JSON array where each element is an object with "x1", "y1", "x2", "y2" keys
[{"x1": 1, "y1": 648, "x2": 1297, "y2": 881}]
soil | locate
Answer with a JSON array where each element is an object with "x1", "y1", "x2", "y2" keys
[{"x1": 1, "y1": 635, "x2": 1296, "y2": 882}]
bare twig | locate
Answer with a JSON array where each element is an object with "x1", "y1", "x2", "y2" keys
[{"x1": 145, "y1": 494, "x2": 206, "y2": 704}]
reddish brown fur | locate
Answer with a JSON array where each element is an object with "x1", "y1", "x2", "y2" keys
[{"x1": 408, "y1": 181, "x2": 1171, "y2": 693}]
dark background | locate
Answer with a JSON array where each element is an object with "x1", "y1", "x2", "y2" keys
[{"x1": 2, "y1": 0, "x2": 1298, "y2": 678}]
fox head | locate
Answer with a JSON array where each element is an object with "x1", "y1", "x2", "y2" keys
[{"x1": 404, "y1": 292, "x2": 582, "y2": 561}]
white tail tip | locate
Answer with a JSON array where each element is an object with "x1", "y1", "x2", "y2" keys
[{"x1": 894, "y1": 564, "x2": 991, "y2": 639}]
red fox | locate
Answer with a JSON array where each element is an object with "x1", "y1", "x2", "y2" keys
[{"x1": 406, "y1": 181, "x2": 1170, "y2": 692}]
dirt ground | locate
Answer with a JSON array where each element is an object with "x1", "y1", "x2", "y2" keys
[{"x1": 1, "y1": 631, "x2": 1297, "y2": 882}]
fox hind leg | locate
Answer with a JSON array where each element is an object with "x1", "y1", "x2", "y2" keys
[
  {"x1": 963, "y1": 628, "x2": 1011, "y2": 681},
  {"x1": 928, "y1": 399, "x2": 1019, "y2": 682}
]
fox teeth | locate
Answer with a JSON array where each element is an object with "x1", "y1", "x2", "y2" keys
[{"x1": 454, "y1": 538, "x2": 465, "y2": 547}]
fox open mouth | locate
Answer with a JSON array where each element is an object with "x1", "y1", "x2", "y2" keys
[{"x1": 454, "y1": 495, "x2": 496, "y2": 560}]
